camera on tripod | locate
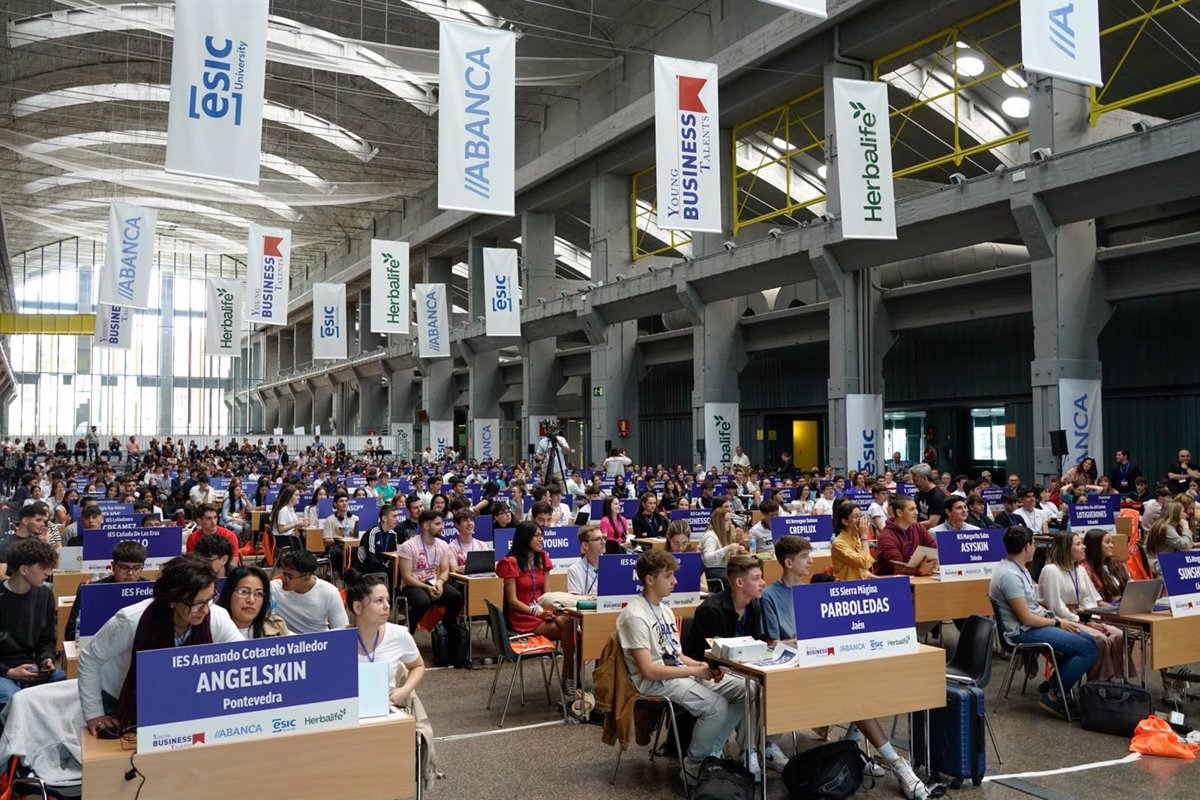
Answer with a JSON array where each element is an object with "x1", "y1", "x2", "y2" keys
[{"x1": 541, "y1": 419, "x2": 563, "y2": 440}]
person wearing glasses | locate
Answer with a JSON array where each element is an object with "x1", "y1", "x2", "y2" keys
[
  {"x1": 567, "y1": 524, "x2": 605, "y2": 597},
  {"x1": 77, "y1": 553, "x2": 243, "y2": 736},
  {"x1": 217, "y1": 565, "x2": 289, "y2": 640},
  {"x1": 274, "y1": 550, "x2": 349, "y2": 634},
  {"x1": 64, "y1": 541, "x2": 147, "y2": 642}
]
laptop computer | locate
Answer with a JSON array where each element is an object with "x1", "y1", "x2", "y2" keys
[
  {"x1": 464, "y1": 549, "x2": 497, "y2": 575},
  {"x1": 1091, "y1": 578, "x2": 1164, "y2": 616}
]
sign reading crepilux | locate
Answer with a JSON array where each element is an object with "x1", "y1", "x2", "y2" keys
[
  {"x1": 247, "y1": 225, "x2": 290, "y2": 326},
  {"x1": 770, "y1": 515, "x2": 835, "y2": 552},
  {"x1": 832, "y1": 78, "x2": 896, "y2": 240},
  {"x1": 653, "y1": 55, "x2": 722, "y2": 233},
  {"x1": 370, "y1": 241, "x2": 410, "y2": 335},
  {"x1": 100, "y1": 203, "x2": 157, "y2": 309},
  {"x1": 415, "y1": 283, "x2": 448, "y2": 359},
  {"x1": 205, "y1": 277, "x2": 242, "y2": 357}
]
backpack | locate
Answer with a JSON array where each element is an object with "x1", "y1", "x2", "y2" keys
[
  {"x1": 693, "y1": 757, "x2": 755, "y2": 800},
  {"x1": 782, "y1": 740, "x2": 869, "y2": 800},
  {"x1": 430, "y1": 620, "x2": 470, "y2": 668}
]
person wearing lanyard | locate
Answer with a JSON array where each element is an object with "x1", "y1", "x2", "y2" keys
[
  {"x1": 1037, "y1": 531, "x2": 1128, "y2": 681},
  {"x1": 875, "y1": 495, "x2": 938, "y2": 577},
  {"x1": 396, "y1": 511, "x2": 465, "y2": 664},
  {"x1": 321, "y1": 492, "x2": 358, "y2": 578},
  {"x1": 567, "y1": 524, "x2": 605, "y2": 596},
  {"x1": 447, "y1": 509, "x2": 491, "y2": 572},
  {"x1": 617, "y1": 549, "x2": 747, "y2": 786},
  {"x1": 989, "y1": 526, "x2": 1097, "y2": 720}
]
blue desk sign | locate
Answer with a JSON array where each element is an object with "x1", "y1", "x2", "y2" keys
[
  {"x1": 934, "y1": 529, "x2": 1005, "y2": 581},
  {"x1": 82, "y1": 526, "x2": 183, "y2": 571},
  {"x1": 597, "y1": 553, "x2": 641, "y2": 612},
  {"x1": 77, "y1": 580, "x2": 155, "y2": 640},
  {"x1": 493, "y1": 526, "x2": 578, "y2": 566},
  {"x1": 791, "y1": 577, "x2": 917, "y2": 666},
  {"x1": 315, "y1": 497, "x2": 380, "y2": 531},
  {"x1": 1159, "y1": 551, "x2": 1200, "y2": 618},
  {"x1": 844, "y1": 490, "x2": 873, "y2": 511},
  {"x1": 981, "y1": 487, "x2": 1004, "y2": 515},
  {"x1": 440, "y1": 514, "x2": 494, "y2": 544},
  {"x1": 1067, "y1": 499, "x2": 1116, "y2": 534},
  {"x1": 769, "y1": 515, "x2": 835, "y2": 552},
  {"x1": 670, "y1": 552, "x2": 702, "y2": 607},
  {"x1": 136, "y1": 629, "x2": 358, "y2": 752},
  {"x1": 669, "y1": 509, "x2": 711, "y2": 535}
]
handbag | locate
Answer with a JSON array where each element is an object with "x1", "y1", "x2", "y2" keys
[{"x1": 1078, "y1": 678, "x2": 1154, "y2": 737}]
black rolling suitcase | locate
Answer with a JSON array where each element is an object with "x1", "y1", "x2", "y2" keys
[{"x1": 912, "y1": 682, "x2": 987, "y2": 788}]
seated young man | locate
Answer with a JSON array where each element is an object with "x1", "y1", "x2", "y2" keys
[
  {"x1": 0, "y1": 540, "x2": 66, "y2": 711},
  {"x1": 760, "y1": 537, "x2": 927, "y2": 797},
  {"x1": 396, "y1": 511, "x2": 464, "y2": 662},
  {"x1": 746, "y1": 499, "x2": 779, "y2": 552},
  {"x1": 194, "y1": 533, "x2": 234, "y2": 579},
  {"x1": 989, "y1": 526, "x2": 1098, "y2": 719},
  {"x1": 274, "y1": 550, "x2": 349, "y2": 634},
  {"x1": 185, "y1": 503, "x2": 241, "y2": 566},
  {"x1": 65, "y1": 541, "x2": 147, "y2": 641},
  {"x1": 566, "y1": 524, "x2": 604, "y2": 596},
  {"x1": 683, "y1": 555, "x2": 768, "y2": 661},
  {"x1": 618, "y1": 549, "x2": 747, "y2": 784}
]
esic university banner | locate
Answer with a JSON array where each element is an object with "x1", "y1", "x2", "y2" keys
[
  {"x1": 483, "y1": 248, "x2": 520, "y2": 336},
  {"x1": 312, "y1": 283, "x2": 347, "y2": 360},
  {"x1": 654, "y1": 56, "x2": 722, "y2": 233}
]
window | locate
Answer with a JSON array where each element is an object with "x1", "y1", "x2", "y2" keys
[
  {"x1": 883, "y1": 411, "x2": 926, "y2": 466},
  {"x1": 971, "y1": 407, "x2": 1007, "y2": 462}
]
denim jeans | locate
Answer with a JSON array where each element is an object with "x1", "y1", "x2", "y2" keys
[
  {"x1": 0, "y1": 669, "x2": 67, "y2": 711},
  {"x1": 1014, "y1": 624, "x2": 1098, "y2": 695}
]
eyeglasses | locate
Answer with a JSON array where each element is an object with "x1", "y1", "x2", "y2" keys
[
  {"x1": 112, "y1": 562, "x2": 144, "y2": 575},
  {"x1": 234, "y1": 587, "x2": 266, "y2": 600},
  {"x1": 183, "y1": 595, "x2": 216, "y2": 612},
  {"x1": 585, "y1": 537, "x2": 606, "y2": 544}
]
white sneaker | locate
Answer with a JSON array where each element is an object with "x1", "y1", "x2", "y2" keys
[
  {"x1": 746, "y1": 750, "x2": 763, "y2": 783},
  {"x1": 888, "y1": 758, "x2": 930, "y2": 800},
  {"x1": 863, "y1": 758, "x2": 887, "y2": 778},
  {"x1": 765, "y1": 742, "x2": 789, "y2": 772}
]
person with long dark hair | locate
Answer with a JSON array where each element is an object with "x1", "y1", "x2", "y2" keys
[
  {"x1": 497, "y1": 521, "x2": 577, "y2": 700},
  {"x1": 77, "y1": 553, "x2": 242, "y2": 735},
  {"x1": 599, "y1": 495, "x2": 631, "y2": 545},
  {"x1": 217, "y1": 565, "x2": 289, "y2": 640},
  {"x1": 632, "y1": 492, "x2": 666, "y2": 539},
  {"x1": 1081, "y1": 529, "x2": 1130, "y2": 603}
]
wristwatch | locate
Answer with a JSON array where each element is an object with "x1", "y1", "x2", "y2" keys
[{"x1": 1054, "y1": 618, "x2": 1061, "y2": 628}]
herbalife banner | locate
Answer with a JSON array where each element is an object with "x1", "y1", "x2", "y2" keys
[
  {"x1": 1020, "y1": 0, "x2": 1102, "y2": 87},
  {"x1": 483, "y1": 248, "x2": 520, "y2": 336},
  {"x1": 832, "y1": 78, "x2": 896, "y2": 240},
  {"x1": 438, "y1": 21, "x2": 516, "y2": 216},
  {"x1": 204, "y1": 277, "x2": 242, "y2": 357},
  {"x1": 391, "y1": 423, "x2": 413, "y2": 460},
  {"x1": 415, "y1": 283, "x2": 449, "y2": 359},
  {"x1": 654, "y1": 56, "x2": 721, "y2": 233},
  {"x1": 312, "y1": 283, "x2": 347, "y2": 360},
  {"x1": 370, "y1": 240, "x2": 409, "y2": 334},
  {"x1": 100, "y1": 203, "x2": 157, "y2": 309},
  {"x1": 845, "y1": 394, "x2": 883, "y2": 475},
  {"x1": 430, "y1": 420, "x2": 454, "y2": 459},
  {"x1": 703, "y1": 403, "x2": 739, "y2": 469},
  {"x1": 473, "y1": 417, "x2": 500, "y2": 461},
  {"x1": 166, "y1": 0, "x2": 269, "y2": 184},
  {"x1": 1058, "y1": 378, "x2": 1103, "y2": 466},
  {"x1": 93, "y1": 304, "x2": 133, "y2": 350},
  {"x1": 246, "y1": 225, "x2": 290, "y2": 326},
  {"x1": 756, "y1": 0, "x2": 826, "y2": 15}
]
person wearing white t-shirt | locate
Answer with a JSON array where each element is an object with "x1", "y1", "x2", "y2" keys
[
  {"x1": 397, "y1": 511, "x2": 465, "y2": 665},
  {"x1": 928, "y1": 496, "x2": 981, "y2": 533},
  {"x1": 866, "y1": 483, "x2": 890, "y2": 534},
  {"x1": 813, "y1": 483, "x2": 837, "y2": 515},
  {"x1": 274, "y1": 550, "x2": 349, "y2": 634},
  {"x1": 567, "y1": 524, "x2": 605, "y2": 596},
  {"x1": 603, "y1": 449, "x2": 632, "y2": 478},
  {"x1": 1014, "y1": 488, "x2": 1049, "y2": 534}
]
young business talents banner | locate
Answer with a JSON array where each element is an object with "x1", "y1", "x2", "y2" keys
[
  {"x1": 100, "y1": 203, "x2": 157, "y2": 308},
  {"x1": 246, "y1": 224, "x2": 290, "y2": 325},
  {"x1": 166, "y1": 0, "x2": 269, "y2": 184},
  {"x1": 312, "y1": 283, "x2": 347, "y2": 360},
  {"x1": 93, "y1": 304, "x2": 133, "y2": 350},
  {"x1": 654, "y1": 55, "x2": 722, "y2": 233},
  {"x1": 370, "y1": 240, "x2": 409, "y2": 335},
  {"x1": 832, "y1": 78, "x2": 896, "y2": 240},
  {"x1": 205, "y1": 277, "x2": 242, "y2": 357},
  {"x1": 1020, "y1": 0, "x2": 1102, "y2": 87},
  {"x1": 438, "y1": 21, "x2": 516, "y2": 216},
  {"x1": 482, "y1": 248, "x2": 520, "y2": 336},
  {"x1": 414, "y1": 283, "x2": 449, "y2": 359}
]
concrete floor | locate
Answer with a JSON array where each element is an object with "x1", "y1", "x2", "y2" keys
[{"x1": 413, "y1": 624, "x2": 1199, "y2": 800}]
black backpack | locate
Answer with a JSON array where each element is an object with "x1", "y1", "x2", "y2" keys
[
  {"x1": 693, "y1": 757, "x2": 755, "y2": 800},
  {"x1": 782, "y1": 740, "x2": 870, "y2": 800},
  {"x1": 430, "y1": 620, "x2": 470, "y2": 668}
]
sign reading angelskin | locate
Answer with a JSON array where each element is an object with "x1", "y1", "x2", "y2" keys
[
  {"x1": 415, "y1": 283, "x2": 449, "y2": 359},
  {"x1": 1159, "y1": 551, "x2": 1200, "y2": 618},
  {"x1": 1020, "y1": 0, "x2": 1102, "y2": 87},
  {"x1": 1058, "y1": 378, "x2": 1103, "y2": 468},
  {"x1": 653, "y1": 55, "x2": 722, "y2": 233},
  {"x1": 246, "y1": 225, "x2": 290, "y2": 325},
  {"x1": 101, "y1": 203, "x2": 157, "y2": 308},
  {"x1": 370, "y1": 240, "x2": 409, "y2": 335},
  {"x1": 769, "y1": 515, "x2": 835, "y2": 551},
  {"x1": 166, "y1": 0, "x2": 269, "y2": 184},
  {"x1": 482, "y1": 248, "x2": 520, "y2": 336},
  {"x1": 934, "y1": 529, "x2": 1005, "y2": 581},
  {"x1": 312, "y1": 282, "x2": 347, "y2": 360},
  {"x1": 669, "y1": 509, "x2": 712, "y2": 535},
  {"x1": 430, "y1": 420, "x2": 454, "y2": 460},
  {"x1": 844, "y1": 394, "x2": 883, "y2": 476},
  {"x1": 93, "y1": 303, "x2": 133, "y2": 350},
  {"x1": 437, "y1": 21, "x2": 516, "y2": 216},
  {"x1": 82, "y1": 526, "x2": 184, "y2": 571},
  {"x1": 77, "y1": 580, "x2": 155, "y2": 638},
  {"x1": 792, "y1": 577, "x2": 917, "y2": 665},
  {"x1": 136, "y1": 629, "x2": 358, "y2": 751},
  {"x1": 1067, "y1": 498, "x2": 1116, "y2": 534},
  {"x1": 832, "y1": 78, "x2": 896, "y2": 239},
  {"x1": 205, "y1": 276, "x2": 242, "y2": 357},
  {"x1": 703, "y1": 402, "x2": 739, "y2": 469},
  {"x1": 473, "y1": 417, "x2": 499, "y2": 461}
]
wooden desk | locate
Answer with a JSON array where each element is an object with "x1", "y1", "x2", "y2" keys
[
  {"x1": 909, "y1": 577, "x2": 993, "y2": 623},
  {"x1": 451, "y1": 573, "x2": 568, "y2": 620},
  {"x1": 82, "y1": 712, "x2": 416, "y2": 799},
  {"x1": 53, "y1": 570, "x2": 160, "y2": 605},
  {"x1": 575, "y1": 603, "x2": 700, "y2": 663},
  {"x1": 1107, "y1": 611, "x2": 1200, "y2": 675},
  {"x1": 634, "y1": 538, "x2": 699, "y2": 552},
  {"x1": 57, "y1": 596, "x2": 73, "y2": 649},
  {"x1": 250, "y1": 508, "x2": 266, "y2": 535},
  {"x1": 63, "y1": 639, "x2": 78, "y2": 679},
  {"x1": 304, "y1": 527, "x2": 327, "y2": 553}
]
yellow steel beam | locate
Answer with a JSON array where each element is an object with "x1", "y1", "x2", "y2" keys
[{"x1": 0, "y1": 313, "x2": 96, "y2": 335}]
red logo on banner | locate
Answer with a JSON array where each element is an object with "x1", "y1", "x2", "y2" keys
[
  {"x1": 677, "y1": 76, "x2": 707, "y2": 113},
  {"x1": 192, "y1": 733, "x2": 206, "y2": 745},
  {"x1": 263, "y1": 236, "x2": 284, "y2": 257}
]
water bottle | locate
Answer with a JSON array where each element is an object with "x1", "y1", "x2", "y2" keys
[{"x1": 749, "y1": 536, "x2": 758, "y2": 556}]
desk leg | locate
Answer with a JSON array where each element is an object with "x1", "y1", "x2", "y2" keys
[
  {"x1": 573, "y1": 616, "x2": 584, "y2": 719},
  {"x1": 462, "y1": 580, "x2": 474, "y2": 666}
]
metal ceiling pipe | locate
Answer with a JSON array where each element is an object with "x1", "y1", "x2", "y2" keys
[{"x1": 875, "y1": 242, "x2": 1029, "y2": 288}]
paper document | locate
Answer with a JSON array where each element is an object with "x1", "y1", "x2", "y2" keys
[
  {"x1": 743, "y1": 643, "x2": 800, "y2": 670},
  {"x1": 892, "y1": 545, "x2": 939, "y2": 569}
]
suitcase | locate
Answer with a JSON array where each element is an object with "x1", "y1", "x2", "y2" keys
[{"x1": 912, "y1": 682, "x2": 987, "y2": 788}]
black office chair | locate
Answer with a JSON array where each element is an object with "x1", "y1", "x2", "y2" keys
[
  {"x1": 990, "y1": 600, "x2": 1071, "y2": 722},
  {"x1": 484, "y1": 600, "x2": 566, "y2": 727},
  {"x1": 945, "y1": 614, "x2": 1003, "y2": 764},
  {"x1": 704, "y1": 567, "x2": 728, "y2": 594}
]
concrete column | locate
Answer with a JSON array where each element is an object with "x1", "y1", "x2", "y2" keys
[
  {"x1": 157, "y1": 271, "x2": 174, "y2": 432},
  {"x1": 278, "y1": 390, "x2": 295, "y2": 432},
  {"x1": 346, "y1": 299, "x2": 360, "y2": 356},
  {"x1": 521, "y1": 212, "x2": 562, "y2": 454},
  {"x1": 1018, "y1": 75, "x2": 1111, "y2": 484},
  {"x1": 294, "y1": 321, "x2": 313, "y2": 370},
  {"x1": 293, "y1": 385, "x2": 314, "y2": 434},
  {"x1": 278, "y1": 329, "x2": 295, "y2": 373},
  {"x1": 262, "y1": 392, "x2": 280, "y2": 432},
  {"x1": 588, "y1": 173, "x2": 640, "y2": 465},
  {"x1": 358, "y1": 289, "x2": 387, "y2": 353},
  {"x1": 421, "y1": 257, "x2": 456, "y2": 445},
  {"x1": 359, "y1": 375, "x2": 388, "y2": 433},
  {"x1": 389, "y1": 368, "x2": 418, "y2": 426},
  {"x1": 465, "y1": 238, "x2": 502, "y2": 459}
]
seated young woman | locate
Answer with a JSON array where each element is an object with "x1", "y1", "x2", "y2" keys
[{"x1": 217, "y1": 565, "x2": 290, "y2": 640}]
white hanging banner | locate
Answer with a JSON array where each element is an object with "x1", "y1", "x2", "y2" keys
[
  {"x1": 204, "y1": 277, "x2": 242, "y2": 357},
  {"x1": 473, "y1": 417, "x2": 500, "y2": 461},
  {"x1": 832, "y1": 78, "x2": 896, "y2": 240},
  {"x1": 1058, "y1": 378, "x2": 1103, "y2": 467},
  {"x1": 414, "y1": 283, "x2": 449, "y2": 359},
  {"x1": 703, "y1": 403, "x2": 740, "y2": 469},
  {"x1": 437, "y1": 21, "x2": 516, "y2": 216},
  {"x1": 166, "y1": 0, "x2": 269, "y2": 184},
  {"x1": 844, "y1": 394, "x2": 883, "y2": 475},
  {"x1": 755, "y1": 0, "x2": 827, "y2": 16},
  {"x1": 100, "y1": 203, "x2": 157, "y2": 309},
  {"x1": 246, "y1": 224, "x2": 290, "y2": 326},
  {"x1": 430, "y1": 420, "x2": 454, "y2": 459},
  {"x1": 653, "y1": 55, "x2": 722, "y2": 234},
  {"x1": 312, "y1": 283, "x2": 347, "y2": 360},
  {"x1": 392, "y1": 423, "x2": 414, "y2": 460},
  {"x1": 1020, "y1": 0, "x2": 1102, "y2": 87},
  {"x1": 93, "y1": 304, "x2": 133, "y2": 350},
  {"x1": 370, "y1": 240, "x2": 409, "y2": 335},
  {"x1": 483, "y1": 248, "x2": 520, "y2": 337}
]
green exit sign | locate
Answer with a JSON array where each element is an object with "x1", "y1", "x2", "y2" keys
[{"x1": 593, "y1": 387, "x2": 604, "y2": 397}]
